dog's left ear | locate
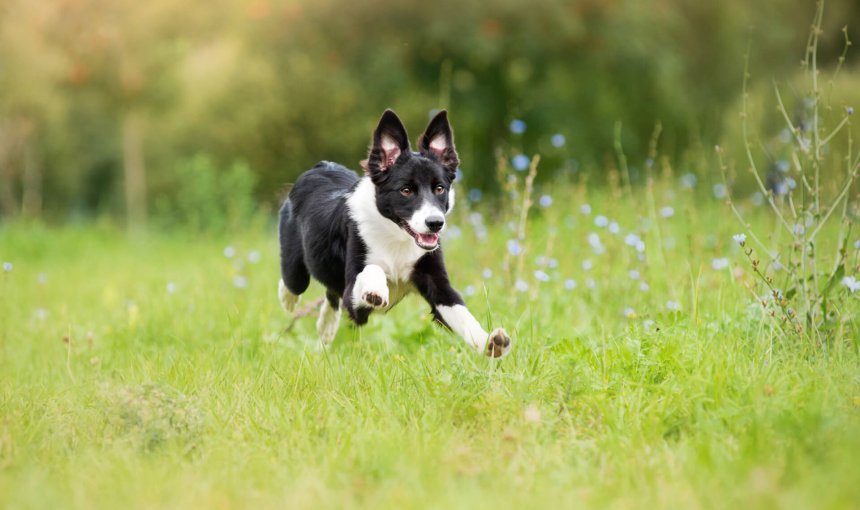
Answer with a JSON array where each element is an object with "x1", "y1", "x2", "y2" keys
[{"x1": 419, "y1": 110, "x2": 459, "y2": 178}]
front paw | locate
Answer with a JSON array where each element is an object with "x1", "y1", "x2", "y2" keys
[
  {"x1": 485, "y1": 328, "x2": 512, "y2": 358},
  {"x1": 361, "y1": 290, "x2": 389, "y2": 309}
]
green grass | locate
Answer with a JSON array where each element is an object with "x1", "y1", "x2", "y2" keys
[{"x1": 1, "y1": 181, "x2": 859, "y2": 509}]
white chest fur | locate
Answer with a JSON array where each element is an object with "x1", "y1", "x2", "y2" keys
[{"x1": 346, "y1": 177, "x2": 428, "y2": 284}]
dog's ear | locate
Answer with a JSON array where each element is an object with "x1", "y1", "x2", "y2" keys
[
  {"x1": 418, "y1": 109, "x2": 459, "y2": 178},
  {"x1": 366, "y1": 109, "x2": 410, "y2": 178}
]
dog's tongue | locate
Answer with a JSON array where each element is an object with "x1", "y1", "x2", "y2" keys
[{"x1": 418, "y1": 233, "x2": 439, "y2": 246}]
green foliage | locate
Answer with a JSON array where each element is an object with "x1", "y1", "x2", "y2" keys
[
  {"x1": 2, "y1": 0, "x2": 860, "y2": 221},
  {"x1": 153, "y1": 155, "x2": 259, "y2": 234}
]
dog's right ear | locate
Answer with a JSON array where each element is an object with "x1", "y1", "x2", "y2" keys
[{"x1": 365, "y1": 109, "x2": 410, "y2": 179}]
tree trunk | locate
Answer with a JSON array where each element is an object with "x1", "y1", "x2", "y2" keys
[
  {"x1": 121, "y1": 110, "x2": 147, "y2": 230},
  {"x1": 21, "y1": 141, "x2": 42, "y2": 218}
]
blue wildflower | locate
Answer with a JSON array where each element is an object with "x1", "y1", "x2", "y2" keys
[{"x1": 512, "y1": 154, "x2": 530, "y2": 171}]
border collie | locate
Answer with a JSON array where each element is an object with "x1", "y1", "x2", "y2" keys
[{"x1": 278, "y1": 109, "x2": 512, "y2": 357}]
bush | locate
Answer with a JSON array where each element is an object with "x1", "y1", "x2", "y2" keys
[{"x1": 153, "y1": 154, "x2": 258, "y2": 234}]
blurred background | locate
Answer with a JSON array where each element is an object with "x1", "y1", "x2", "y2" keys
[{"x1": 0, "y1": 0, "x2": 858, "y2": 229}]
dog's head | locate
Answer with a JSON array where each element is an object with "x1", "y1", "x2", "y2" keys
[{"x1": 362, "y1": 109, "x2": 460, "y2": 251}]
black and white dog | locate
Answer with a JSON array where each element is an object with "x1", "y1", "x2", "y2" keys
[{"x1": 278, "y1": 109, "x2": 512, "y2": 357}]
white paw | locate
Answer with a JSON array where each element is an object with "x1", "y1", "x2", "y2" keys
[
  {"x1": 279, "y1": 279, "x2": 299, "y2": 313},
  {"x1": 354, "y1": 265, "x2": 389, "y2": 309},
  {"x1": 361, "y1": 290, "x2": 389, "y2": 309},
  {"x1": 485, "y1": 328, "x2": 512, "y2": 358}
]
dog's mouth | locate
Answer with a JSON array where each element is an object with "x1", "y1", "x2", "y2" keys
[{"x1": 400, "y1": 222, "x2": 439, "y2": 250}]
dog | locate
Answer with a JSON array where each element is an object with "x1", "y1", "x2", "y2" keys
[{"x1": 278, "y1": 109, "x2": 512, "y2": 357}]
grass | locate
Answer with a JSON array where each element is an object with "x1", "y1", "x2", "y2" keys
[{"x1": 1, "y1": 176, "x2": 859, "y2": 509}]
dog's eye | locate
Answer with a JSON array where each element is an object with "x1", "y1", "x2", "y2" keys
[
  {"x1": 434, "y1": 185, "x2": 446, "y2": 195},
  {"x1": 400, "y1": 187, "x2": 413, "y2": 197}
]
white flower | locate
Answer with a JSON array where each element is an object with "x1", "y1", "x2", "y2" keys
[
  {"x1": 842, "y1": 276, "x2": 860, "y2": 293},
  {"x1": 482, "y1": 268, "x2": 493, "y2": 279},
  {"x1": 680, "y1": 173, "x2": 697, "y2": 188},
  {"x1": 582, "y1": 259, "x2": 593, "y2": 271},
  {"x1": 624, "y1": 233, "x2": 640, "y2": 247},
  {"x1": 751, "y1": 192, "x2": 764, "y2": 206},
  {"x1": 534, "y1": 270, "x2": 550, "y2": 282},
  {"x1": 507, "y1": 239, "x2": 523, "y2": 256},
  {"x1": 713, "y1": 183, "x2": 727, "y2": 199},
  {"x1": 594, "y1": 215, "x2": 609, "y2": 227},
  {"x1": 711, "y1": 258, "x2": 730, "y2": 270},
  {"x1": 2, "y1": 262, "x2": 12, "y2": 272},
  {"x1": 564, "y1": 279, "x2": 577, "y2": 290},
  {"x1": 586, "y1": 278, "x2": 596, "y2": 289},
  {"x1": 223, "y1": 246, "x2": 236, "y2": 258},
  {"x1": 247, "y1": 250, "x2": 261, "y2": 263},
  {"x1": 580, "y1": 204, "x2": 592, "y2": 215},
  {"x1": 551, "y1": 133, "x2": 566, "y2": 147},
  {"x1": 660, "y1": 206, "x2": 675, "y2": 218},
  {"x1": 463, "y1": 285, "x2": 476, "y2": 297},
  {"x1": 666, "y1": 300, "x2": 681, "y2": 311},
  {"x1": 623, "y1": 307, "x2": 636, "y2": 319},
  {"x1": 233, "y1": 276, "x2": 248, "y2": 289},
  {"x1": 515, "y1": 279, "x2": 529, "y2": 292},
  {"x1": 539, "y1": 195, "x2": 553, "y2": 208},
  {"x1": 628, "y1": 270, "x2": 640, "y2": 280},
  {"x1": 732, "y1": 233, "x2": 746, "y2": 246},
  {"x1": 639, "y1": 282, "x2": 650, "y2": 292},
  {"x1": 608, "y1": 222, "x2": 620, "y2": 234},
  {"x1": 166, "y1": 282, "x2": 177, "y2": 294}
]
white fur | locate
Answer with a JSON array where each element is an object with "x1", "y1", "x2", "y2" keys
[
  {"x1": 436, "y1": 304, "x2": 488, "y2": 351},
  {"x1": 346, "y1": 177, "x2": 430, "y2": 282},
  {"x1": 447, "y1": 188, "x2": 455, "y2": 214},
  {"x1": 317, "y1": 299, "x2": 341, "y2": 346},
  {"x1": 352, "y1": 264, "x2": 389, "y2": 308},
  {"x1": 278, "y1": 279, "x2": 298, "y2": 313},
  {"x1": 406, "y1": 199, "x2": 445, "y2": 235}
]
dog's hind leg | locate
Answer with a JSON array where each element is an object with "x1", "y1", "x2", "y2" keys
[
  {"x1": 317, "y1": 291, "x2": 342, "y2": 348},
  {"x1": 278, "y1": 200, "x2": 310, "y2": 314}
]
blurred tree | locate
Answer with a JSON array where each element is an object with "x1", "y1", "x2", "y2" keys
[
  {"x1": 0, "y1": 1, "x2": 65, "y2": 218},
  {"x1": 42, "y1": 0, "x2": 211, "y2": 228},
  {"x1": 0, "y1": 0, "x2": 857, "y2": 222}
]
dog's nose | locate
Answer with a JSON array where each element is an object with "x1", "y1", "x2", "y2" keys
[{"x1": 425, "y1": 216, "x2": 445, "y2": 233}]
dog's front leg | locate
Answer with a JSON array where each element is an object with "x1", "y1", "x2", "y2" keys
[
  {"x1": 343, "y1": 264, "x2": 390, "y2": 325},
  {"x1": 352, "y1": 264, "x2": 390, "y2": 309},
  {"x1": 412, "y1": 252, "x2": 512, "y2": 358}
]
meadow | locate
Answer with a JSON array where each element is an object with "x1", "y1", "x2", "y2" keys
[{"x1": 1, "y1": 169, "x2": 859, "y2": 509}]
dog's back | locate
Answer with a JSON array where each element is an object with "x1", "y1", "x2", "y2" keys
[{"x1": 279, "y1": 162, "x2": 357, "y2": 300}]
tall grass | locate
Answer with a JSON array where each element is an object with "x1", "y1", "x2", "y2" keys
[{"x1": 720, "y1": 0, "x2": 858, "y2": 344}]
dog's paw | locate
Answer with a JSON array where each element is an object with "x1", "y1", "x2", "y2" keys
[
  {"x1": 279, "y1": 279, "x2": 299, "y2": 313},
  {"x1": 485, "y1": 328, "x2": 512, "y2": 358},
  {"x1": 361, "y1": 290, "x2": 389, "y2": 309}
]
